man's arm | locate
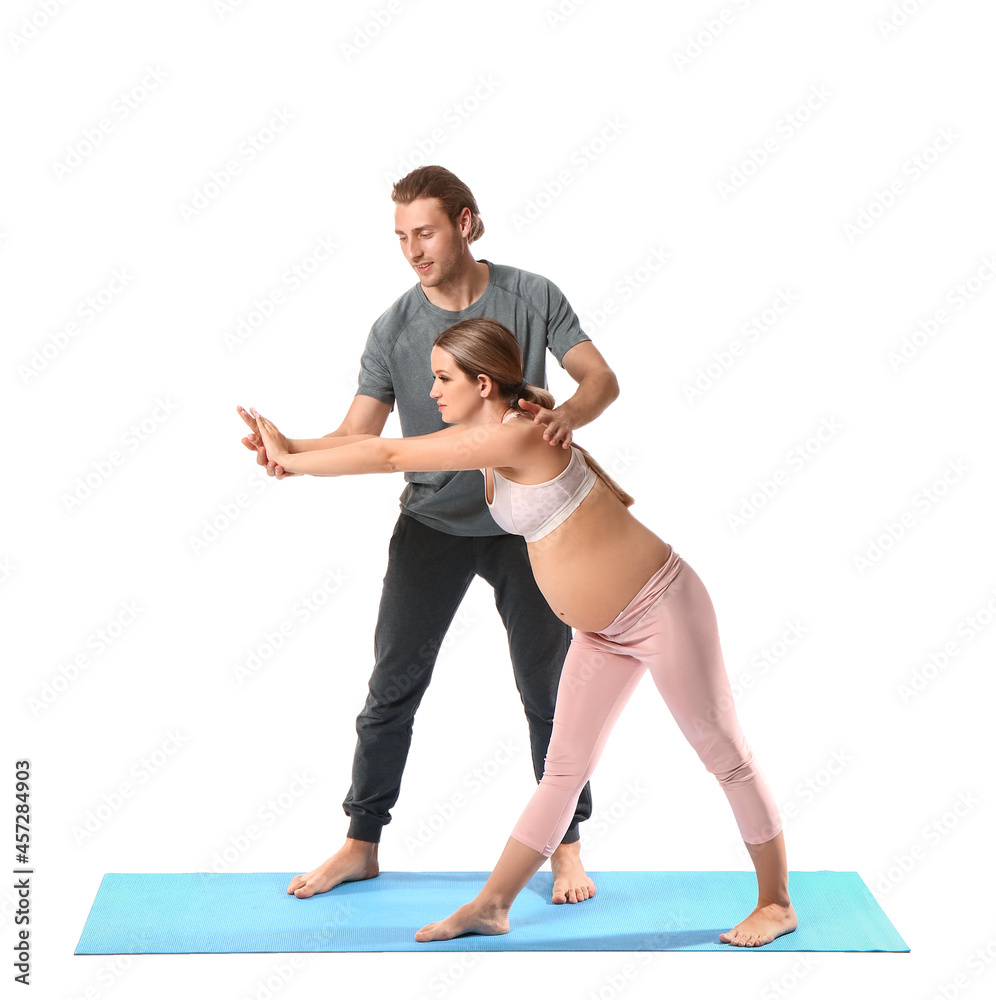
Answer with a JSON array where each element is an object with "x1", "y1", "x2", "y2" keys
[
  {"x1": 521, "y1": 341, "x2": 619, "y2": 448},
  {"x1": 292, "y1": 396, "x2": 474, "y2": 451},
  {"x1": 271, "y1": 395, "x2": 394, "y2": 476},
  {"x1": 321, "y1": 393, "x2": 393, "y2": 439},
  {"x1": 277, "y1": 393, "x2": 393, "y2": 450}
]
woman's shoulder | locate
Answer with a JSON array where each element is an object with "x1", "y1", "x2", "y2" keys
[
  {"x1": 501, "y1": 410, "x2": 547, "y2": 445},
  {"x1": 498, "y1": 411, "x2": 573, "y2": 479}
]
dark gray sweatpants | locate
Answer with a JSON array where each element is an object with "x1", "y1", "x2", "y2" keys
[{"x1": 343, "y1": 510, "x2": 593, "y2": 845}]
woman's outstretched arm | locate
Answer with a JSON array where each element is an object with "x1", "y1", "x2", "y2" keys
[
  {"x1": 238, "y1": 404, "x2": 381, "y2": 456},
  {"x1": 252, "y1": 409, "x2": 527, "y2": 478}
]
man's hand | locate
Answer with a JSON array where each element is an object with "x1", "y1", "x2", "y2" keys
[
  {"x1": 237, "y1": 405, "x2": 299, "y2": 479},
  {"x1": 518, "y1": 398, "x2": 575, "y2": 449}
]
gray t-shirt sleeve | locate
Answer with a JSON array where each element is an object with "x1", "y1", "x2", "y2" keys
[
  {"x1": 544, "y1": 278, "x2": 592, "y2": 367},
  {"x1": 355, "y1": 323, "x2": 396, "y2": 408}
]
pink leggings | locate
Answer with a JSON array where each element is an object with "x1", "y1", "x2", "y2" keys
[{"x1": 511, "y1": 547, "x2": 783, "y2": 856}]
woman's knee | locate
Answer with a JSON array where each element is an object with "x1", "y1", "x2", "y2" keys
[
  {"x1": 539, "y1": 749, "x2": 594, "y2": 795},
  {"x1": 683, "y1": 721, "x2": 752, "y2": 778},
  {"x1": 705, "y1": 743, "x2": 762, "y2": 789}
]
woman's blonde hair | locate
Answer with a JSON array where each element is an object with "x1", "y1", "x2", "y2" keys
[{"x1": 433, "y1": 318, "x2": 634, "y2": 507}]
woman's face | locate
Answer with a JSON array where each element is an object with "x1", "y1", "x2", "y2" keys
[{"x1": 429, "y1": 346, "x2": 486, "y2": 424}]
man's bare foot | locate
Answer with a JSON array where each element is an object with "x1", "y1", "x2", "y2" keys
[
  {"x1": 549, "y1": 839, "x2": 597, "y2": 904},
  {"x1": 415, "y1": 900, "x2": 510, "y2": 942},
  {"x1": 286, "y1": 838, "x2": 379, "y2": 898},
  {"x1": 719, "y1": 901, "x2": 798, "y2": 947}
]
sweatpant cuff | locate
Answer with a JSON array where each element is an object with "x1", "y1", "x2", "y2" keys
[
  {"x1": 346, "y1": 815, "x2": 384, "y2": 844},
  {"x1": 559, "y1": 823, "x2": 581, "y2": 846}
]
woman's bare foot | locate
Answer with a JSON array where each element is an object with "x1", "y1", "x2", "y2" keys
[
  {"x1": 720, "y1": 830, "x2": 796, "y2": 945},
  {"x1": 719, "y1": 901, "x2": 798, "y2": 947},
  {"x1": 286, "y1": 838, "x2": 379, "y2": 898},
  {"x1": 415, "y1": 900, "x2": 510, "y2": 942},
  {"x1": 550, "y1": 839, "x2": 597, "y2": 904}
]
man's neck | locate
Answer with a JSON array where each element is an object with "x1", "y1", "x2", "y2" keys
[{"x1": 421, "y1": 258, "x2": 490, "y2": 312}]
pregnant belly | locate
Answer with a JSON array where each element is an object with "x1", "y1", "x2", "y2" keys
[{"x1": 526, "y1": 490, "x2": 672, "y2": 631}]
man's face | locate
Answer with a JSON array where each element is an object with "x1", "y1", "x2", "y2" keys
[{"x1": 394, "y1": 197, "x2": 468, "y2": 289}]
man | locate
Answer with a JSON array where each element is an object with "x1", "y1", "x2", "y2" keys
[{"x1": 240, "y1": 165, "x2": 619, "y2": 904}]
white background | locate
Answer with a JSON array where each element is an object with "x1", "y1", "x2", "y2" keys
[{"x1": 4, "y1": 0, "x2": 996, "y2": 997}]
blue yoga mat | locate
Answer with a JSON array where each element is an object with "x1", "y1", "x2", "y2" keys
[{"x1": 75, "y1": 870, "x2": 908, "y2": 954}]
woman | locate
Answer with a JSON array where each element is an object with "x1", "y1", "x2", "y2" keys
[{"x1": 248, "y1": 317, "x2": 797, "y2": 948}]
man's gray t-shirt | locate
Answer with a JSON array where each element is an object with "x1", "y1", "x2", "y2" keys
[{"x1": 355, "y1": 260, "x2": 591, "y2": 536}]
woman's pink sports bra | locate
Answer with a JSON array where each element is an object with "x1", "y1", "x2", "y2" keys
[{"x1": 481, "y1": 411, "x2": 597, "y2": 542}]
